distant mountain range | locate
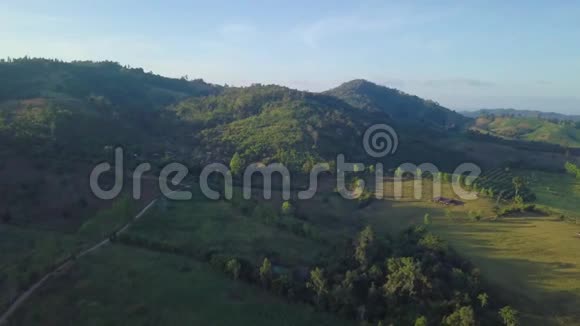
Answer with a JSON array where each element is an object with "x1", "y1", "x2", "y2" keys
[
  {"x1": 461, "y1": 108, "x2": 580, "y2": 122},
  {"x1": 0, "y1": 58, "x2": 474, "y2": 171}
]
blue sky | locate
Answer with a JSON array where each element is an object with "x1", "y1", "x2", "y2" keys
[{"x1": 1, "y1": 1, "x2": 579, "y2": 113}]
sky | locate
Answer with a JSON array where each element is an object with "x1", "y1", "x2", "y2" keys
[{"x1": 1, "y1": 1, "x2": 579, "y2": 114}]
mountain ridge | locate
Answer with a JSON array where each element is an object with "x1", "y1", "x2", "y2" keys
[
  {"x1": 324, "y1": 79, "x2": 470, "y2": 130},
  {"x1": 461, "y1": 108, "x2": 580, "y2": 122}
]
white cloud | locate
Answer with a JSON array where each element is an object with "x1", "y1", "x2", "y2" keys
[{"x1": 294, "y1": 6, "x2": 451, "y2": 49}]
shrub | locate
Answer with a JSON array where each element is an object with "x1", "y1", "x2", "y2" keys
[
  {"x1": 443, "y1": 306, "x2": 475, "y2": 326},
  {"x1": 499, "y1": 306, "x2": 519, "y2": 326},
  {"x1": 469, "y1": 210, "x2": 483, "y2": 222},
  {"x1": 259, "y1": 258, "x2": 272, "y2": 287},
  {"x1": 415, "y1": 316, "x2": 428, "y2": 326},
  {"x1": 559, "y1": 214, "x2": 566, "y2": 221},
  {"x1": 423, "y1": 213, "x2": 432, "y2": 225},
  {"x1": 229, "y1": 152, "x2": 243, "y2": 176},
  {"x1": 281, "y1": 201, "x2": 294, "y2": 216},
  {"x1": 478, "y1": 292, "x2": 489, "y2": 308},
  {"x1": 225, "y1": 259, "x2": 241, "y2": 280}
]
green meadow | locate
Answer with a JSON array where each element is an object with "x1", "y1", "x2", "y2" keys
[
  {"x1": 5, "y1": 245, "x2": 351, "y2": 326},
  {"x1": 362, "y1": 177, "x2": 580, "y2": 325},
  {"x1": 4, "y1": 171, "x2": 580, "y2": 325}
]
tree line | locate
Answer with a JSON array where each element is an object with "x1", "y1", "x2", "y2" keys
[{"x1": 113, "y1": 223, "x2": 518, "y2": 325}]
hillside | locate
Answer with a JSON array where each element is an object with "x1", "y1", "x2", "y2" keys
[
  {"x1": 325, "y1": 79, "x2": 469, "y2": 130},
  {"x1": 471, "y1": 115, "x2": 580, "y2": 148},
  {"x1": 461, "y1": 108, "x2": 580, "y2": 122},
  {"x1": 172, "y1": 84, "x2": 479, "y2": 171},
  {"x1": 0, "y1": 57, "x2": 219, "y2": 109},
  {"x1": 0, "y1": 59, "x2": 219, "y2": 229},
  {"x1": 1, "y1": 58, "x2": 579, "y2": 326},
  {"x1": 1, "y1": 59, "x2": 574, "y2": 172},
  {"x1": 0, "y1": 58, "x2": 221, "y2": 160},
  {"x1": 173, "y1": 85, "x2": 390, "y2": 169}
]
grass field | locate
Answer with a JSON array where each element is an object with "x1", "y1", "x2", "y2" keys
[
  {"x1": 0, "y1": 225, "x2": 78, "y2": 312},
  {"x1": 5, "y1": 245, "x2": 351, "y2": 326},
  {"x1": 431, "y1": 217, "x2": 580, "y2": 325},
  {"x1": 0, "y1": 195, "x2": 144, "y2": 314},
  {"x1": 3, "y1": 174, "x2": 579, "y2": 325},
  {"x1": 359, "y1": 177, "x2": 580, "y2": 325},
  {"x1": 125, "y1": 197, "x2": 331, "y2": 266}
]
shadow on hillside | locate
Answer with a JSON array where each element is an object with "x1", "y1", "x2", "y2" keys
[{"x1": 438, "y1": 222, "x2": 580, "y2": 326}]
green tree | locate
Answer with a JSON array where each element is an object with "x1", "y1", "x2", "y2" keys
[
  {"x1": 423, "y1": 213, "x2": 432, "y2": 225},
  {"x1": 512, "y1": 176, "x2": 524, "y2": 197},
  {"x1": 565, "y1": 161, "x2": 580, "y2": 179},
  {"x1": 419, "y1": 233, "x2": 446, "y2": 252},
  {"x1": 306, "y1": 267, "x2": 328, "y2": 306},
  {"x1": 230, "y1": 152, "x2": 243, "y2": 176},
  {"x1": 302, "y1": 159, "x2": 315, "y2": 174},
  {"x1": 468, "y1": 210, "x2": 482, "y2": 222},
  {"x1": 259, "y1": 258, "x2": 272, "y2": 286},
  {"x1": 225, "y1": 259, "x2": 241, "y2": 280},
  {"x1": 415, "y1": 316, "x2": 428, "y2": 326},
  {"x1": 384, "y1": 257, "x2": 429, "y2": 297},
  {"x1": 281, "y1": 201, "x2": 294, "y2": 216},
  {"x1": 499, "y1": 306, "x2": 519, "y2": 326},
  {"x1": 442, "y1": 306, "x2": 475, "y2": 326},
  {"x1": 395, "y1": 167, "x2": 404, "y2": 178},
  {"x1": 477, "y1": 292, "x2": 489, "y2": 308},
  {"x1": 513, "y1": 195, "x2": 524, "y2": 207},
  {"x1": 354, "y1": 225, "x2": 375, "y2": 266}
]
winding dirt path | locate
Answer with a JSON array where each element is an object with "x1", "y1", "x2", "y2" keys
[{"x1": 0, "y1": 197, "x2": 160, "y2": 325}]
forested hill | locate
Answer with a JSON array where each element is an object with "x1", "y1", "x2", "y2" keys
[
  {"x1": 471, "y1": 114, "x2": 580, "y2": 148},
  {"x1": 1, "y1": 58, "x2": 548, "y2": 172},
  {"x1": 172, "y1": 85, "x2": 392, "y2": 169},
  {"x1": 0, "y1": 58, "x2": 221, "y2": 160},
  {"x1": 324, "y1": 79, "x2": 470, "y2": 130},
  {"x1": 0, "y1": 58, "x2": 220, "y2": 111},
  {"x1": 461, "y1": 108, "x2": 580, "y2": 122}
]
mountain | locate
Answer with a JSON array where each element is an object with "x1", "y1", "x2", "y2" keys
[
  {"x1": 172, "y1": 85, "x2": 391, "y2": 169},
  {"x1": 461, "y1": 108, "x2": 580, "y2": 122},
  {"x1": 0, "y1": 58, "x2": 221, "y2": 160},
  {"x1": 172, "y1": 84, "x2": 481, "y2": 171},
  {"x1": 325, "y1": 79, "x2": 470, "y2": 130},
  {"x1": 0, "y1": 58, "x2": 571, "y2": 174},
  {"x1": 0, "y1": 58, "x2": 574, "y2": 231},
  {"x1": 0, "y1": 57, "x2": 219, "y2": 108},
  {"x1": 0, "y1": 60, "x2": 474, "y2": 172}
]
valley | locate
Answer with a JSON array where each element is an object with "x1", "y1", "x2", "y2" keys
[{"x1": 0, "y1": 58, "x2": 579, "y2": 325}]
